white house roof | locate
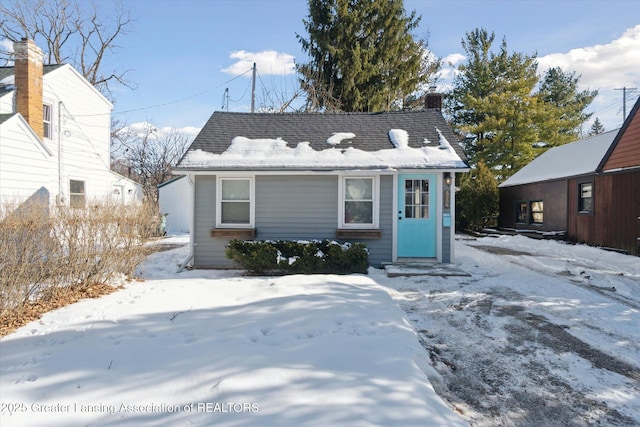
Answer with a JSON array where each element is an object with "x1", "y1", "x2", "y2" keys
[{"x1": 499, "y1": 130, "x2": 619, "y2": 187}]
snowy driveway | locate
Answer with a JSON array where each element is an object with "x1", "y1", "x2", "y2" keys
[{"x1": 376, "y1": 235, "x2": 640, "y2": 426}]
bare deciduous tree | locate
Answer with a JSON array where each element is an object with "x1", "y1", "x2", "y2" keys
[
  {"x1": 111, "y1": 123, "x2": 191, "y2": 204},
  {"x1": 0, "y1": 0, "x2": 135, "y2": 98}
]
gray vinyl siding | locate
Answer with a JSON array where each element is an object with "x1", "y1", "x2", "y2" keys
[
  {"x1": 442, "y1": 228, "x2": 451, "y2": 263},
  {"x1": 193, "y1": 175, "x2": 226, "y2": 267},
  {"x1": 370, "y1": 175, "x2": 393, "y2": 266},
  {"x1": 255, "y1": 175, "x2": 338, "y2": 240},
  {"x1": 193, "y1": 174, "x2": 393, "y2": 269},
  {"x1": 256, "y1": 175, "x2": 393, "y2": 267}
]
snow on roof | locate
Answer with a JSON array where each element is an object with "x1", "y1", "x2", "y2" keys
[
  {"x1": 0, "y1": 74, "x2": 14, "y2": 87},
  {"x1": 389, "y1": 129, "x2": 409, "y2": 148},
  {"x1": 179, "y1": 130, "x2": 467, "y2": 170},
  {"x1": 499, "y1": 130, "x2": 619, "y2": 187},
  {"x1": 326, "y1": 132, "x2": 356, "y2": 145}
]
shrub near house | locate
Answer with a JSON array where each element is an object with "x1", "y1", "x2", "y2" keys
[
  {"x1": 226, "y1": 239, "x2": 368, "y2": 275},
  {"x1": 0, "y1": 201, "x2": 158, "y2": 316}
]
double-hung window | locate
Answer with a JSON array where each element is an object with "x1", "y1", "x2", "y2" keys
[
  {"x1": 43, "y1": 103, "x2": 52, "y2": 139},
  {"x1": 70, "y1": 179, "x2": 86, "y2": 208},
  {"x1": 340, "y1": 176, "x2": 378, "y2": 228},
  {"x1": 217, "y1": 177, "x2": 254, "y2": 227},
  {"x1": 578, "y1": 182, "x2": 593, "y2": 213},
  {"x1": 530, "y1": 200, "x2": 544, "y2": 224}
]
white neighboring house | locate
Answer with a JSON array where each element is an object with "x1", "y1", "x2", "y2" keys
[
  {"x1": 0, "y1": 39, "x2": 141, "y2": 206},
  {"x1": 158, "y1": 175, "x2": 192, "y2": 234}
]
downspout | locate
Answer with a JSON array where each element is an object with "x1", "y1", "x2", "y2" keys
[
  {"x1": 57, "y1": 101, "x2": 63, "y2": 205},
  {"x1": 177, "y1": 173, "x2": 195, "y2": 272}
]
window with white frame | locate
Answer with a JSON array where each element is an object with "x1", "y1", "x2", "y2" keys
[
  {"x1": 43, "y1": 103, "x2": 52, "y2": 139},
  {"x1": 70, "y1": 179, "x2": 86, "y2": 208},
  {"x1": 340, "y1": 176, "x2": 378, "y2": 228},
  {"x1": 217, "y1": 177, "x2": 254, "y2": 227}
]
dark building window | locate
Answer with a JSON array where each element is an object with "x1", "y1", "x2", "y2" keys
[
  {"x1": 515, "y1": 201, "x2": 528, "y2": 224},
  {"x1": 578, "y1": 182, "x2": 593, "y2": 213},
  {"x1": 531, "y1": 201, "x2": 544, "y2": 224}
]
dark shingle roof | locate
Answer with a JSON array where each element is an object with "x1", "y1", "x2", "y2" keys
[
  {"x1": 182, "y1": 110, "x2": 467, "y2": 165},
  {"x1": 0, "y1": 64, "x2": 65, "y2": 90},
  {"x1": 0, "y1": 113, "x2": 17, "y2": 126},
  {"x1": 0, "y1": 64, "x2": 65, "y2": 78},
  {"x1": 0, "y1": 63, "x2": 67, "y2": 98}
]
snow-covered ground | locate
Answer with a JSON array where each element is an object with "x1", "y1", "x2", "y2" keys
[
  {"x1": 376, "y1": 234, "x2": 640, "y2": 426},
  {"x1": 1, "y1": 234, "x2": 638, "y2": 426}
]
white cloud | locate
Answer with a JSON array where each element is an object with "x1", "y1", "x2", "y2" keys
[
  {"x1": 538, "y1": 25, "x2": 640, "y2": 91},
  {"x1": 119, "y1": 122, "x2": 200, "y2": 141},
  {"x1": 0, "y1": 38, "x2": 14, "y2": 65},
  {"x1": 433, "y1": 26, "x2": 640, "y2": 131},
  {"x1": 222, "y1": 50, "x2": 296, "y2": 76},
  {"x1": 443, "y1": 53, "x2": 465, "y2": 67}
]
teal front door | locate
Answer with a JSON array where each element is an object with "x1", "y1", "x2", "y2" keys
[{"x1": 397, "y1": 174, "x2": 436, "y2": 257}]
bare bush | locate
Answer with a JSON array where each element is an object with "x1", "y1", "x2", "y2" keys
[{"x1": 0, "y1": 200, "x2": 158, "y2": 314}]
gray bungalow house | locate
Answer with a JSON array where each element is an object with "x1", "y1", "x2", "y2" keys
[{"x1": 174, "y1": 104, "x2": 469, "y2": 269}]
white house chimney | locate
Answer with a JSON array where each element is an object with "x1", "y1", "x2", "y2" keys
[{"x1": 14, "y1": 39, "x2": 44, "y2": 140}]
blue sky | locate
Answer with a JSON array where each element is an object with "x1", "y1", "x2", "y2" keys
[{"x1": 96, "y1": 0, "x2": 640, "y2": 134}]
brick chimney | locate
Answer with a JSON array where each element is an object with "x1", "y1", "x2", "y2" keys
[
  {"x1": 14, "y1": 39, "x2": 44, "y2": 140},
  {"x1": 425, "y1": 86, "x2": 442, "y2": 111}
]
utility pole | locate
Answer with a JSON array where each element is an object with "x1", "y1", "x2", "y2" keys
[
  {"x1": 222, "y1": 88, "x2": 229, "y2": 111},
  {"x1": 614, "y1": 87, "x2": 638, "y2": 121},
  {"x1": 250, "y1": 62, "x2": 256, "y2": 113}
]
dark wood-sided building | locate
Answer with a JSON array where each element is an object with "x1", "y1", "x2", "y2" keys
[{"x1": 499, "y1": 96, "x2": 640, "y2": 255}]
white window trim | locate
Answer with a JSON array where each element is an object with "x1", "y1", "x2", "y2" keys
[
  {"x1": 69, "y1": 178, "x2": 86, "y2": 208},
  {"x1": 43, "y1": 101, "x2": 53, "y2": 139},
  {"x1": 338, "y1": 175, "x2": 379, "y2": 229},
  {"x1": 216, "y1": 176, "x2": 255, "y2": 228}
]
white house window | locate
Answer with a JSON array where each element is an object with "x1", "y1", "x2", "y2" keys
[
  {"x1": 578, "y1": 182, "x2": 593, "y2": 213},
  {"x1": 217, "y1": 177, "x2": 254, "y2": 227},
  {"x1": 70, "y1": 179, "x2": 86, "y2": 208},
  {"x1": 340, "y1": 176, "x2": 378, "y2": 228},
  {"x1": 43, "y1": 103, "x2": 52, "y2": 139}
]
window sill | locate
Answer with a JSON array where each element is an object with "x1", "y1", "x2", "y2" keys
[
  {"x1": 336, "y1": 229, "x2": 382, "y2": 239},
  {"x1": 210, "y1": 228, "x2": 256, "y2": 239}
]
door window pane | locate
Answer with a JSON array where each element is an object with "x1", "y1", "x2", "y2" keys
[{"x1": 404, "y1": 179, "x2": 429, "y2": 219}]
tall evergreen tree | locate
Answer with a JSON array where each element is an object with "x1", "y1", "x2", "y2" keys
[
  {"x1": 588, "y1": 117, "x2": 605, "y2": 136},
  {"x1": 456, "y1": 161, "x2": 499, "y2": 231},
  {"x1": 446, "y1": 28, "x2": 596, "y2": 181},
  {"x1": 538, "y1": 67, "x2": 597, "y2": 143},
  {"x1": 297, "y1": 0, "x2": 438, "y2": 112}
]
